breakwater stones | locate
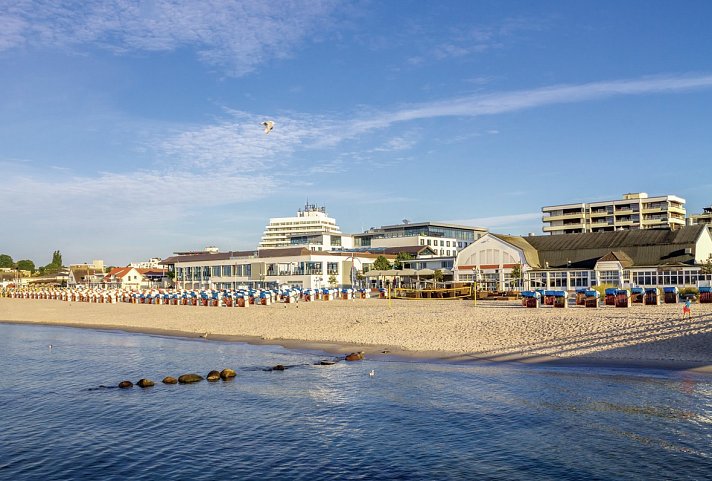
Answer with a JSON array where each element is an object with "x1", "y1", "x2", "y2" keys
[
  {"x1": 162, "y1": 376, "x2": 178, "y2": 384},
  {"x1": 345, "y1": 352, "x2": 365, "y2": 361},
  {"x1": 137, "y1": 379, "x2": 155, "y2": 388},
  {"x1": 118, "y1": 380, "x2": 133, "y2": 388},
  {"x1": 178, "y1": 373, "x2": 204, "y2": 384},
  {"x1": 220, "y1": 368, "x2": 236, "y2": 380},
  {"x1": 206, "y1": 370, "x2": 221, "y2": 382}
]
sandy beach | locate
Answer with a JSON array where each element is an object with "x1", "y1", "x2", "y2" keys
[{"x1": 2, "y1": 297, "x2": 710, "y2": 372}]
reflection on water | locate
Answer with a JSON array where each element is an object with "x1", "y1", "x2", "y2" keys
[{"x1": 0, "y1": 323, "x2": 710, "y2": 481}]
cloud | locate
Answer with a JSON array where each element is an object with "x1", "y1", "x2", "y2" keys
[
  {"x1": 338, "y1": 73, "x2": 712, "y2": 138},
  {"x1": 147, "y1": 73, "x2": 712, "y2": 173},
  {"x1": 1, "y1": 0, "x2": 341, "y2": 76}
]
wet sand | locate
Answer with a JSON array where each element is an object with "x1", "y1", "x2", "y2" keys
[{"x1": 1, "y1": 297, "x2": 710, "y2": 372}]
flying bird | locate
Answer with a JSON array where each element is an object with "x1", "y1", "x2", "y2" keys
[{"x1": 262, "y1": 121, "x2": 274, "y2": 134}]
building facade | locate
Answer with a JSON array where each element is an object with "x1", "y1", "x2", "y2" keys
[
  {"x1": 454, "y1": 225, "x2": 712, "y2": 291},
  {"x1": 162, "y1": 248, "x2": 392, "y2": 290},
  {"x1": 354, "y1": 221, "x2": 487, "y2": 257},
  {"x1": 258, "y1": 203, "x2": 352, "y2": 251},
  {"x1": 690, "y1": 206, "x2": 712, "y2": 226},
  {"x1": 542, "y1": 192, "x2": 686, "y2": 235}
]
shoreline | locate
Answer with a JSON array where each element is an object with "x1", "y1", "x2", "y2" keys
[{"x1": 1, "y1": 298, "x2": 710, "y2": 374}]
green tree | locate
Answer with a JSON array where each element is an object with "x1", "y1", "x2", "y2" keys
[
  {"x1": 328, "y1": 274, "x2": 338, "y2": 288},
  {"x1": 510, "y1": 263, "x2": 523, "y2": 290},
  {"x1": 433, "y1": 269, "x2": 444, "y2": 282},
  {"x1": 16, "y1": 259, "x2": 35, "y2": 273},
  {"x1": 44, "y1": 250, "x2": 63, "y2": 273},
  {"x1": 393, "y1": 252, "x2": 413, "y2": 270},
  {"x1": 701, "y1": 254, "x2": 712, "y2": 274},
  {"x1": 373, "y1": 255, "x2": 392, "y2": 271},
  {"x1": 0, "y1": 254, "x2": 14, "y2": 268}
]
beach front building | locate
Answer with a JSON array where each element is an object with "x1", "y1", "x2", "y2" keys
[
  {"x1": 354, "y1": 221, "x2": 487, "y2": 258},
  {"x1": 67, "y1": 261, "x2": 106, "y2": 288},
  {"x1": 161, "y1": 248, "x2": 394, "y2": 290},
  {"x1": 454, "y1": 225, "x2": 712, "y2": 291},
  {"x1": 690, "y1": 206, "x2": 712, "y2": 226},
  {"x1": 542, "y1": 192, "x2": 686, "y2": 235},
  {"x1": 258, "y1": 203, "x2": 353, "y2": 251},
  {"x1": 101, "y1": 266, "x2": 169, "y2": 290}
]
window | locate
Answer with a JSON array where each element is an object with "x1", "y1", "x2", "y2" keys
[
  {"x1": 599, "y1": 270, "x2": 620, "y2": 286},
  {"x1": 549, "y1": 272, "x2": 567, "y2": 288},
  {"x1": 327, "y1": 262, "x2": 338, "y2": 275},
  {"x1": 222, "y1": 265, "x2": 232, "y2": 277},
  {"x1": 211, "y1": 266, "x2": 221, "y2": 277}
]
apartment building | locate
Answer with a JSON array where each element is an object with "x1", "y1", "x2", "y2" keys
[
  {"x1": 541, "y1": 193, "x2": 686, "y2": 235},
  {"x1": 258, "y1": 203, "x2": 353, "y2": 251},
  {"x1": 690, "y1": 206, "x2": 712, "y2": 226}
]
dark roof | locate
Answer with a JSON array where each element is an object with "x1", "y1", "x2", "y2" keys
[
  {"x1": 257, "y1": 247, "x2": 311, "y2": 258},
  {"x1": 491, "y1": 234, "x2": 540, "y2": 267},
  {"x1": 381, "y1": 245, "x2": 438, "y2": 256},
  {"x1": 495, "y1": 225, "x2": 708, "y2": 269},
  {"x1": 161, "y1": 250, "x2": 257, "y2": 264}
]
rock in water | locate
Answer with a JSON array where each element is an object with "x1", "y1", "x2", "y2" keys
[
  {"x1": 220, "y1": 368, "x2": 236, "y2": 380},
  {"x1": 137, "y1": 379, "x2": 155, "y2": 388},
  {"x1": 272, "y1": 364, "x2": 286, "y2": 371},
  {"x1": 345, "y1": 352, "x2": 365, "y2": 361},
  {"x1": 206, "y1": 370, "x2": 221, "y2": 382},
  {"x1": 178, "y1": 373, "x2": 204, "y2": 384},
  {"x1": 118, "y1": 380, "x2": 133, "y2": 389},
  {"x1": 162, "y1": 376, "x2": 178, "y2": 384}
]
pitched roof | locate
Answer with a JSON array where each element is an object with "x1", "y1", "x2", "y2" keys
[
  {"x1": 491, "y1": 234, "x2": 540, "y2": 267},
  {"x1": 503, "y1": 225, "x2": 707, "y2": 269}
]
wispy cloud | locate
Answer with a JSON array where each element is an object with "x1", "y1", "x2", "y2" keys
[
  {"x1": 1, "y1": 1, "x2": 341, "y2": 76},
  {"x1": 149, "y1": 73, "x2": 712, "y2": 172}
]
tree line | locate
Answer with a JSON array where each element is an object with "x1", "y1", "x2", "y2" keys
[{"x1": 0, "y1": 250, "x2": 63, "y2": 275}]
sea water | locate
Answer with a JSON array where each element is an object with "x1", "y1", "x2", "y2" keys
[{"x1": 0, "y1": 323, "x2": 710, "y2": 480}]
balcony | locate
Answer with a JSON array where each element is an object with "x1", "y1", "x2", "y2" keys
[
  {"x1": 589, "y1": 210, "x2": 612, "y2": 217},
  {"x1": 542, "y1": 212, "x2": 584, "y2": 222},
  {"x1": 543, "y1": 223, "x2": 584, "y2": 232}
]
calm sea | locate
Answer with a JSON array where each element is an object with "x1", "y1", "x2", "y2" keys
[{"x1": 0, "y1": 322, "x2": 710, "y2": 480}]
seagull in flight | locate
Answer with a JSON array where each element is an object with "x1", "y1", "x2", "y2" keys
[{"x1": 262, "y1": 121, "x2": 275, "y2": 134}]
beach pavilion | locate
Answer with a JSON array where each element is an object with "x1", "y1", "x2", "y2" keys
[{"x1": 453, "y1": 225, "x2": 712, "y2": 292}]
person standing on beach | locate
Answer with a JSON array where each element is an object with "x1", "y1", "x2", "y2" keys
[{"x1": 682, "y1": 297, "x2": 692, "y2": 319}]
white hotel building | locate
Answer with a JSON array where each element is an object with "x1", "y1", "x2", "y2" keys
[
  {"x1": 259, "y1": 203, "x2": 353, "y2": 251},
  {"x1": 542, "y1": 192, "x2": 686, "y2": 235}
]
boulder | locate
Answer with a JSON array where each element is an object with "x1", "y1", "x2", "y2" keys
[
  {"x1": 220, "y1": 368, "x2": 237, "y2": 380},
  {"x1": 272, "y1": 364, "x2": 286, "y2": 371},
  {"x1": 178, "y1": 373, "x2": 204, "y2": 384},
  {"x1": 162, "y1": 376, "x2": 178, "y2": 384},
  {"x1": 206, "y1": 370, "x2": 221, "y2": 382},
  {"x1": 345, "y1": 352, "x2": 365, "y2": 361},
  {"x1": 118, "y1": 380, "x2": 133, "y2": 389},
  {"x1": 136, "y1": 378, "x2": 155, "y2": 388},
  {"x1": 319, "y1": 360, "x2": 337, "y2": 365}
]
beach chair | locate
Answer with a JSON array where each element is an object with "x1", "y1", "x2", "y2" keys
[
  {"x1": 521, "y1": 290, "x2": 540, "y2": 308},
  {"x1": 575, "y1": 289, "x2": 587, "y2": 306},
  {"x1": 604, "y1": 288, "x2": 617, "y2": 306},
  {"x1": 644, "y1": 288, "x2": 660, "y2": 306},
  {"x1": 631, "y1": 287, "x2": 644, "y2": 304},
  {"x1": 584, "y1": 290, "x2": 599, "y2": 308},
  {"x1": 699, "y1": 287, "x2": 712, "y2": 304},
  {"x1": 615, "y1": 289, "x2": 631, "y2": 308},
  {"x1": 663, "y1": 287, "x2": 678, "y2": 304},
  {"x1": 553, "y1": 291, "x2": 568, "y2": 308}
]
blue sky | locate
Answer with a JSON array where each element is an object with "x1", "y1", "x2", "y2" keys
[{"x1": 2, "y1": 1, "x2": 712, "y2": 266}]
